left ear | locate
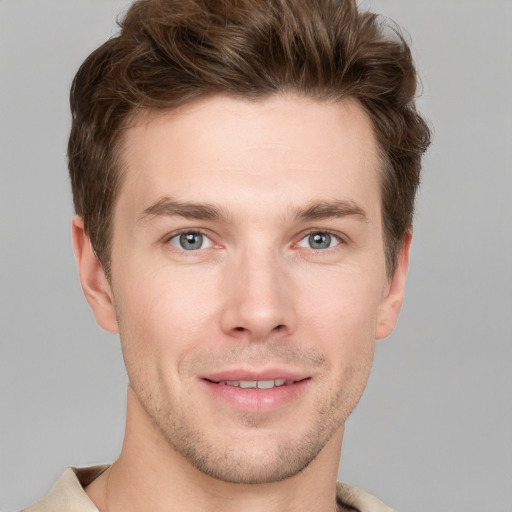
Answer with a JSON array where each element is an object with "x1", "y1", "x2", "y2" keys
[{"x1": 375, "y1": 232, "x2": 412, "y2": 340}]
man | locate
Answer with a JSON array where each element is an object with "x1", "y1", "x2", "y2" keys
[{"x1": 24, "y1": 0, "x2": 430, "y2": 510}]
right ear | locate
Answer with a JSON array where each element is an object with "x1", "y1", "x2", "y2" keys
[{"x1": 71, "y1": 215, "x2": 119, "y2": 334}]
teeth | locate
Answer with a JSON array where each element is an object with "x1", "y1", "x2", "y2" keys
[
  {"x1": 220, "y1": 379, "x2": 288, "y2": 389},
  {"x1": 239, "y1": 380, "x2": 257, "y2": 389},
  {"x1": 256, "y1": 380, "x2": 274, "y2": 389}
]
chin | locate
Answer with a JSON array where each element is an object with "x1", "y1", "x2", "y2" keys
[
  {"x1": 184, "y1": 439, "x2": 324, "y2": 484},
  {"x1": 158, "y1": 417, "x2": 337, "y2": 485}
]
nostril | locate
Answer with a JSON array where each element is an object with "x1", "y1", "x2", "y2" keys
[{"x1": 273, "y1": 324, "x2": 285, "y2": 331}]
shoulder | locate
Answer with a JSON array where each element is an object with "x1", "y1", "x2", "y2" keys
[
  {"x1": 21, "y1": 466, "x2": 109, "y2": 512},
  {"x1": 336, "y1": 482, "x2": 396, "y2": 512}
]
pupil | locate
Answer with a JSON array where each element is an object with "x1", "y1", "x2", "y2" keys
[
  {"x1": 180, "y1": 232, "x2": 202, "y2": 250},
  {"x1": 310, "y1": 233, "x2": 330, "y2": 249}
]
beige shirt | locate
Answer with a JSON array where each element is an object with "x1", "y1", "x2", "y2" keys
[{"x1": 22, "y1": 466, "x2": 396, "y2": 512}]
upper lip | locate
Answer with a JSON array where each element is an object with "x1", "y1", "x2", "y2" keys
[{"x1": 201, "y1": 368, "x2": 310, "y2": 383}]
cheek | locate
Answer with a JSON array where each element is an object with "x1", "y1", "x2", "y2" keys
[
  {"x1": 294, "y1": 269, "x2": 381, "y2": 398},
  {"x1": 114, "y1": 266, "x2": 221, "y2": 358},
  {"x1": 296, "y1": 268, "x2": 383, "y2": 344}
]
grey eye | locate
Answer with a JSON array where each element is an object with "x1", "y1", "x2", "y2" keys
[
  {"x1": 169, "y1": 232, "x2": 212, "y2": 251},
  {"x1": 309, "y1": 233, "x2": 331, "y2": 249},
  {"x1": 297, "y1": 232, "x2": 339, "y2": 250}
]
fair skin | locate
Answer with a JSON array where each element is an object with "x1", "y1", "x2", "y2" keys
[{"x1": 72, "y1": 94, "x2": 410, "y2": 512}]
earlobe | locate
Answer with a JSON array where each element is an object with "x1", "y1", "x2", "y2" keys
[
  {"x1": 71, "y1": 215, "x2": 119, "y2": 334},
  {"x1": 375, "y1": 232, "x2": 412, "y2": 340}
]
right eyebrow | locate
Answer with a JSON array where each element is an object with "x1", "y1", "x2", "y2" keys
[{"x1": 138, "y1": 196, "x2": 230, "y2": 223}]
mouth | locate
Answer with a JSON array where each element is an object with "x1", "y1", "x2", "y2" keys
[
  {"x1": 205, "y1": 378, "x2": 306, "y2": 389},
  {"x1": 200, "y1": 372, "x2": 311, "y2": 413}
]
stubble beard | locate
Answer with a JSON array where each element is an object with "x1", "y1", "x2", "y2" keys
[
  {"x1": 115, "y1": 296, "x2": 374, "y2": 485},
  {"x1": 129, "y1": 362, "x2": 369, "y2": 485}
]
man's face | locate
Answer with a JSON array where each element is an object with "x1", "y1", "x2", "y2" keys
[{"x1": 80, "y1": 94, "x2": 408, "y2": 484}]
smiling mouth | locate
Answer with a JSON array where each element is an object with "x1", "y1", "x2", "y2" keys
[
  {"x1": 201, "y1": 375, "x2": 311, "y2": 412},
  {"x1": 205, "y1": 378, "x2": 308, "y2": 389}
]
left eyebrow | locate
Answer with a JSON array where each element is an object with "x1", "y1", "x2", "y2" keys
[{"x1": 292, "y1": 200, "x2": 368, "y2": 223}]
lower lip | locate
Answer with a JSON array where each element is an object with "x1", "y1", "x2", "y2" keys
[{"x1": 201, "y1": 379, "x2": 310, "y2": 413}]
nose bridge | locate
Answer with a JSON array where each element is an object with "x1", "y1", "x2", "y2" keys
[{"x1": 220, "y1": 240, "x2": 295, "y2": 340}]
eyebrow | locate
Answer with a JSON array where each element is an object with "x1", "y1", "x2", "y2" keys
[
  {"x1": 139, "y1": 197, "x2": 367, "y2": 224},
  {"x1": 292, "y1": 200, "x2": 368, "y2": 223},
  {"x1": 139, "y1": 197, "x2": 230, "y2": 223}
]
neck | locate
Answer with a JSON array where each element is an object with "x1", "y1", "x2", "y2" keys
[{"x1": 86, "y1": 387, "x2": 344, "y2": 512}]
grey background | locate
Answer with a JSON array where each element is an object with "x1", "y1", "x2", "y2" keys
[{"x1": 1, "y1": 1, "x2": 511, "y2": 511}]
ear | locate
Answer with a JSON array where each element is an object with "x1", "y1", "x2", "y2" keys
[
  {"x1": 71, "y1": 215, "x2": 119, "y2": 334},
  {"x1": 375, "y1": 232, "x2": 412, "y2": 340}
]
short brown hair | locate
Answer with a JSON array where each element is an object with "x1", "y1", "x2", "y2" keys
[{"x1": 68, "y1": 0, "x2": 431, "y2": 277}]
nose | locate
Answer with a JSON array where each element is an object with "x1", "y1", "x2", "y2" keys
[{"x1": 220, "y1": 246, "x2": 296, "y2": 341}]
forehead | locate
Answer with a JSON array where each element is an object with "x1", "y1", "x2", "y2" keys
[{"x1": 117, "y1": 94, "x2": 381, "y2": 218}]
